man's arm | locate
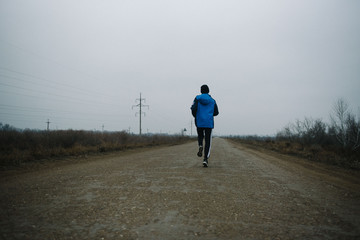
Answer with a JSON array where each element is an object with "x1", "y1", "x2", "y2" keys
[
  {"x1": 213, "y1": 102, "x2": 219, "y2": 116},
  {"x1": 191, "y1": 98, "x2": 198, "y2": 117}
]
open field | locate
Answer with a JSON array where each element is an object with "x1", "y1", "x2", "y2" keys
[{"x1": 1, "y1": 138, "x2": 359, "y2": 239}]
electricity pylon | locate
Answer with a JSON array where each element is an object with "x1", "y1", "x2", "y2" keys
[
  {"x1": 46, "y1": 119, "x2": 51, "y2": 131},
  {"x1": 132, "y1": 93, "x2": 149, "y2": 135}
]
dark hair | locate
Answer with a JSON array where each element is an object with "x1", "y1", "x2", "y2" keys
[{"x1": 201, "y1": 85, "x2": 209, "y2": 94}]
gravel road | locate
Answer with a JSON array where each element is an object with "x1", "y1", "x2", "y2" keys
[{"x1": 1, "y1": 138, "x2": 359, "y2": 239}]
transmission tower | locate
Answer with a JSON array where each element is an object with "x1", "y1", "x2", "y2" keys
[
  {"x1": 132, "y1": 93, "x2": 149, "y2": 135},
  {"x1": 46, "y1": 119, "x2": 51, "y2": 131}
]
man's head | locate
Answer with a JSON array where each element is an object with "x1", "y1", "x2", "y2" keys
[{"x1": 201, "y1": 85, "x2": 209, "y2": 94}]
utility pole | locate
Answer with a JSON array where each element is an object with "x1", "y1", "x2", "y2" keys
[
  {"x1": 46, "y1": 119, "x2": 51, "y2": 131},
  {"x1": 132, "y1": 93, "x2": 149, "y2": 135}
]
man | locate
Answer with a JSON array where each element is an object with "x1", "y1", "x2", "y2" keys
[{"x1": 191, "y1": 84, "x2": 219, "y2": 167}]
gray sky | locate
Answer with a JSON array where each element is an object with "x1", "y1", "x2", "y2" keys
[{"x1": 1, "y1": 0, "x2": 359, "y2": 136}]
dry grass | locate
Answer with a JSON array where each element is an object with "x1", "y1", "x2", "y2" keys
[
  {"x1": 0, "y1": 128, "x2": 190, "y2": 167},
  {"x1": 229, "y1": 136, "x2": 360, "y2": 170}
]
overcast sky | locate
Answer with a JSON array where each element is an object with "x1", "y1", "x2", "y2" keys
[{"x1": 1, "y1": 0, "x2": 359, "y2": 136}]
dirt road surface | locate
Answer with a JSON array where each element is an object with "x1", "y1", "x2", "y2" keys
[{"x1": 1, "y1": 138, "x2": 359, "y2": 239}]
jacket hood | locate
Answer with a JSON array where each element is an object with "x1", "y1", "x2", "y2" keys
[{"x1": 197, "y1": 94, "x2": 212, "y2": 105}]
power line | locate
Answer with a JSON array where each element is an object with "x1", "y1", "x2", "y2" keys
[
  {"x1": 0, "y1": 66, "x2": 120, "y2": 101},
  {"x1": 0, "y1": 39, "x2": 134, "y2": 131},
  {"x1": 0, "y1": 112, "x2": 132, "y2": 130},
  {"x1": 0, "y1": 105, "x2": 131, "y2": 119},
  {"x1": 0, "y1": 73, "x2": 125, "y2": 108},
  {"x1": 132, "y1": 93, "x2": 149, "y2": 135},
  {"x1": 0, "y1": 38, "x2": 109, "y2": 91},
  {"x1": 0, "y1": 104, "x2": 53, "y2": 113},
  {"x1": 0, "y1": 81, "x2": 124, "y2": 109}
]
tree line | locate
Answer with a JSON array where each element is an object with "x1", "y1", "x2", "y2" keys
[
  {"x1": 230, "y1": 98, "x2": 359, "y2": 169},
  {"x1": 277, "y1": 98, "x2": 360, "y2": 151}
]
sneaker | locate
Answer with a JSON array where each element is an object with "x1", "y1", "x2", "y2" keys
[
  {"x1": 197, "y1": 146, "x2": 203, "y2": 157},
  {"x1": 203, "y1": 159, "x2": 208, "y2": 167}
]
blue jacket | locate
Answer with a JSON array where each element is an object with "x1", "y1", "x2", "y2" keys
[{"x1": 191, "y1": 94, "x2": 219, "y2": 128}]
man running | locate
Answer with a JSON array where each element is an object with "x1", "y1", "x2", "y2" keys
[{"x1": 191, "y1": 85, "x2": 219, "y2": 167}]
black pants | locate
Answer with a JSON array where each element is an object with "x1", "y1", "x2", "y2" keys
[{"x1": 197, "y1": 128, "x2": 212, "y2": 159}]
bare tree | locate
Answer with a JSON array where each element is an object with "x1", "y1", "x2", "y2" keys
[
  {"x1": 296, "y1": 117, "x2": 326, "y2": 145},
  {"x1": 307, "y1": 118, "x2": 326, "y2": 144},
  {"x1": 346, "y1": 112, "x2": 360, "y2": 150},
  {"x1": 330, "y1": 98, "x2": 350, "y2": 148},
  {"x1": 329, "y1": 98, "x2": 360, "y2": 150},
  {"x1": 277, "y1": 118, "x2": 326, "y2": 145},
  {"x1": 276, "y1": 124, "x2": 293, "y2": 141}
]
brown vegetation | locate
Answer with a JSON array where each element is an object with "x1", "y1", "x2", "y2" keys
[
  {"x1": 0, "y1": 124, "x2": 190, "y2": 167},
  {"x1": 230, "y1": 99, "x2": 360, "y2": 170},
  {"x1": 230, "y1": 136, "x2": 359, "y2": 170}
]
